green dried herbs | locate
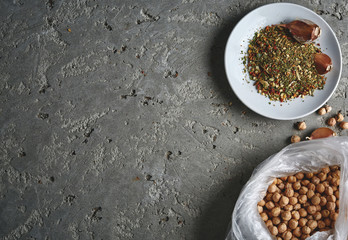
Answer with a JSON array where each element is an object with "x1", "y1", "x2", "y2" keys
[{"x1": 244, "y1": 25, "x2": 326, "y2": 102}]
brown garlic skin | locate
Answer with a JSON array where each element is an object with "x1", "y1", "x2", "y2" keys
[
  {"x1": 279, "y1": 20, "x2": 321, "y2": 43},
  {"x1": 314, "y1": 53, "x2": 333, "y2": 75},
  {"x1": 307, "y1": 127, "x2": 336, "y2": 140}
]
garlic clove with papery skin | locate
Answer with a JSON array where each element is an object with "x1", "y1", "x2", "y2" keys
[
  {"x1": 314, "y1": 53, "x2": 332, "y2": 75},
  {"x1": 279, "y1": 20, "x2": 321, "y2": 43}
]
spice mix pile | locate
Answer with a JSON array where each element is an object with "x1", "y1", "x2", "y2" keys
[
  {"x1": 246, "y1": 25, "x2": 326, "y2": 102},
  {"x1": 258, "y1": 166, "x2": 340, "y2": 240}
]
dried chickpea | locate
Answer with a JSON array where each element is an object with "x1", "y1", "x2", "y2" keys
[
  {"x1": 295, "y1": 172, "x2": 304, "y2": 180},
  {"x1": 330, "y1": 212, "x2": 338, "y2": 221},
  {"x1": 307, "y1": 189, "x2": 315, "y2": 199},
  {"x1": 298, "y1": 218, "x2": 308, "y2": 227},
  {"x1": 289, "y1": 219, "x2": 298, "y2": 229},
  {"x1": 284, "y1": 204, "x2": 294, "y2": 212},
  {"x1": 268, "y1": 184, "x2": 277, "y2": 193},
  {"x1": 294, "y1": 203, "x2": 301, "y2": 210},
  {"x1": 327, "y1": 195, "x2": 336, "y2": 202},
  {"x1": 294, "y1": 192, "x2": 299, "y2": 198},
  {"x1": 322, "y1": 181, "x2": 329, "y2": 187},
  {"x1": 335, "y1": 112, "x2": 344, "y2": 122},
  {"x1": 266, "y1": 219, "x2": 273, "y2": 227},
  {"x1": 281, "y1": 211, "x2": 292, "y2": 221},
  {"x1": 319, "y1": 197, "x2": 327, "y2": 207},
  {"x1": 325, "y1": 186, "x2": 333, "y2": 195},
  {"x1": 301, "y1": 180, "x2": 310, "y2": 186},
  {"x1": 334, "y1": 190, "x2": 339, "y2": 199},
  {"x1": 301, "y1": 234, "x2": 310, "y2": 240},
  {"x1": 307, "y1": 205, "x2": 317, "y2": 215},
  {"x1": 307, "y1": 183, "x2": 316, "y2": 191},
  {"x1": 313, "y1": 212, "x2": 322, "y2": 221},
  {"x1": 321, "y1": 210, "x2": 330, "y2": 218},
  {"x1": 281, "y1": 176, "x2": 288, "y2": 181},
  {"x1": 278, "y1": 182, "x2": 285, "y2": 190},
  {"x1": 327, "y1": 117, "x2": 336, "y2": 126},
  {"x1": 318, "y1": 220, "x2": 326, "y2": 229},
  {"x1": 311, "y1": 176, "x2": 320, "y2": 185},
  {"x1": 316, "y1": 183, "x2": 325, "y2": 193},
  {"x1": 298, "y1": 195, "x2": 307, "y2": 204},
  {"x1": 299, "y1": 209, "x2": 308, "y2": 218},
  {"x1": 321, "y1": 167, "x2": 330, "y2": 174},
  {"x1": 265, "y1": 201, "x2": 275, "y2": 210},
  {"x1": 273, "y1": 217, "x2": 281, "y2": 225},
  {"x1": 336, "y1": 200, "x2": 339, "y2": 208},
  {"x1": 293, "y1": 227, "x2": 301, "y2": 237},
  {"x1": 271, "y1": 207, "x2": 281, "y2": 217},
  {"x1": 318, "y1": 107, "x2": 327, "y2": 115},
  {"x1": 278, "y1": 222, "x2": 287, "y2": 233},
  {"x1": 307, "y1": 220, "x2": 318, "y2": 229},
  {"x1": 297, "y1": 121, "x2": 306, "y2": 130},
  {"x1": 288, "y1": 176, "x2": 297, "y2": 183},
  {"x1": 285, "y1": 188, "x2": 294, "y2": 198},
  {"x1": 316, "y1": 205, "x2": 321, "y2": 212},
  {"x1": 307, "y1": 215, "x2": 314, "y2": 220},
  {"x1": 258, "y1": 199, "x2": 265, "y2": 206},
  {"x1": 324, "y1": 105, "x2": 332, "y2": 113},
  {"x1": 279, "y1": 196, "x2": 289, "y2": 207},
  {"x1": 323, "y1": 218, "x2": 331, "y2": 226},
  {"x1": 318, "y1": 172, "x2": 327, "y2": 182},
  {"x1": 285, "y1": 182, "x2": 293, "y2": 189},
  {"x1": 292, "y1": 210, "x2": 300, "y2": 220},
  {"x1": 260, "y1": 212, "x2": 268, "y2": 221},
  {"x1": 289, "y1": 197, "x2": 298, "y2": 205},
  {"x1": 293, "y1": 181, "x2": 301, "y2": 190},
  {"x1": 311, "y1": 195, "x2": 321, "y2": 205},
  {"x1": 299, "y1": 186, "x2": 308, "y2": 195},
  {"x1": 331, "y1": 178, "x2": 340, "y2": 187},
  {"x1": 269, "y1": 225, "x2": 278, "y2": 236},
  {"x1": 332, "y1": 185, "x2": 338, "y2": 192},
  {"x1": 326, "y1": 202, "x2": 336, "y2": 211},
  {"x1": 305, "y1": 172, "x2": 313, "y2": 179},
  {"x1": 301, "y1": 226, "x2": 311, "y2": 235},
  {"x1": 272, "y1": 192, "x2": 281, "y2": 202},
  {"x1": 282, "y1": 230, "x2": 292, "y2": 240},
  {"x1": 258, "y1": 205, "x2": 263, "y2": 213}
]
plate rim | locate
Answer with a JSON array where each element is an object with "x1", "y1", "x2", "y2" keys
[{"x1": 224, "y1": 2, "x2": 343, "y2": 120}]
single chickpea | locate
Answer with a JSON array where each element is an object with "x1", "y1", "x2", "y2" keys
[
  {"x1": 330, "y1": 165, "x2": 339, "y2": 171},
  {"x1": 317, "y1": 107, "x2": 327, "y2": 115},
  {"x1": 307, "y1": 220, "x2": 318, "y2": 229},
  {"x1": 260, "y1": 212, "x2": 268, "y2": 221},
  {"x1": 318, "y1": 172, "x2": 327, "y2": 182},
  {"x1": 307, "y1": 205, "x2": 317, "y2": 215},
  {"x1": 305, "y1": 172, "x2": 313, "y2": 179},
  {"x1": 292, "y1": 210, "x2": 300, "y2": 220},
  {"x1": 278, "y1": 223, "x2": 287, "y2": 233},
  {"x1": 293, "y1": 226, "x2": 302, "y2": 237},
  {"x1": 334, "y1": 169, "x2": 340, "y2": 177},
  {"x1": 301, "y1": 234, "x2": 310, "y2": 239},
  {"x1": 327, "y1": 117, "x2": 336, "y2": 126},
  {"x1": 298, "y1": 218, "x2": 308, "y2": 227},
  {"x1": 295, "y1": 172, "x2": 304, "y2": 180},
  {"x1": 289, "y1": 197, "x2": 298, "y2": 205},
  {"x1": 307, "y1": 189, "x2": 315, "y2": 199},
  {"x1": 289, "y1": 219, "x2": 298, "y2": 229},
  {"x1": 284, "y1": 204, "x2": 294, "y2": 212},
  {"x1": 258, "y1": 199, "x2": 265, "y2": 206},
  {"x1": 336, "y1": 200, "x2": 340, "y2": 208},
  {"x1": 276, "y1": 178, "x2": 283, "y2": 184},
  {"x1": 298, "y1": 195, "x2": 307, "y2": 204},
  {"x1": 307, "y1": 215, "x2": 313, "y2": 220},
  {"x1": 282, "y1": 230, "x2": 292, "y2": 240},
  {"x1": 327, "y1": 195, "x2": 336, "y2": 202},
  {"x1": 321, "y1": 167, "x2": 330, "y2": 174},
  {"x1": 293, "y1": 181, "x2": 301, "y2": 191},
  {"x1": 281, "y1": 176, "x2": 288, "y2": 181},
  {"x1": 258, "y1": 205, "x2": 263, "y2": 213},
  {"x1": 324, "y1": 218, "x2": 331, "y2": 226},
  {"x1": 332, "y1": 186, "x2": 338, "y2": 192},
  {"x1": 326, "y1": 202, "x2": 336, "y2": 211},
  {"x1": 301, "y1": 180, "x2": 310, "y2": 186},
  {"x1": 335, "y1": 112, "x2": 344, "y2": 122},
  {"x1": 330, "y1": 212, "x2": 338, "y2": 221},
  {"x1": 299, "y1": 208, "x2": 307, "y2": 218},
  {"x1": 265, "y1": 193, "x2": 273, "y2": 201},
  {"x1": 294, "y1": 203, "x2": 301, "y2": 210},
  {"x1": 265, "y1": 201, "x2": 275, "y2": 210},
  {"x1": 302, "y1": 202, "x2": 310, "y2": 208},
  {"x1": 325, "y1": 186, "x2": 333, "y2": 195},
  {"x1": 285, "y1": 188, "x2": 294, "y2": 198},
  {"x1": 311, "y1": 176, "x2": 320, "y2": 185},
  {"x1": 311, "y1": 195, "x2": 321, "y2": 205},
  {"x1": 301, "y1": 226, "x2": 311, "y2": 235},
  {"x1": 321, "y1": 210, "x2": 330, "y2": 218},
  {"x1": 324, "y1": 105, "x2": 332, "y2": 113},
  {"x1": 297, "y1": 121, "x2": 307, "y2": 130},
  {"x1": 322, "y1": 181, "x2": 329, "y2": 187},
  {"x1": 266, "y1": 219, "x2": 273, "y2": 227},
  {"x1": 268, "y1": 225, "x2": 278, "y2": 236},
  {"x1": 299, "y1": 186, "x2": 308, "y2": 195},
  {"x1": 327, "y1": 175, "x2": 333, "y2": 182},
  {"x1": 294, "y1": 192, "x2": 299, "y2": 198},
  {"x1": 288, "y1": 176, "x2": 297, "y2": 183},
  {"x1": 268, "y1": 184, "x2": 277, "y2": 193},
  {"x1": 316, "y1": 205, "x2": 322, "y2": 212},
  {"x1": 281, "y1": 211, "x2": 292, "y2": 221},
  {"x1": 307, "y1": 183, "x2": 315, "y2": 191},
  {"x1": 313, "y1": 212, "x2": 322, "y2": 221},
  {"x1": 316, "y1": 183, "x2": 325, "y2": 193},
  {"x1": 318, "y1": 220, "x2": 326, "y2": 229},
  {"x1": 285, "y1": 182, "x2": 292, "y2": 189},
  {"x1": 272, "y1": 192, "x2": 281, "y2": 202},
  {"x1": 272, "y1": 217, "x2": 281, "y2": 225},
  {"x1": 331, "y1": 178, "x2": 340, "y2": 187},
  {"x1": 320, "y1": 197, "x2": 327, "y2": 207},
  {"x1": 271, "y1": 207, "x2": 281, "y2": 217},
  {"x1": 279, "y1": 196, "x2": 289, "y2": 207}
]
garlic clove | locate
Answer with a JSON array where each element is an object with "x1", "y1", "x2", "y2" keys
[
  {"x1": 280, "y1": 20, "x2": 321, "y2": 43},
  {"x1": 314, "y1": 53, "x2": 332, "y2": 75},
  {"x1": 308, "y1": 127, "x2": 336, "y2": 140}
]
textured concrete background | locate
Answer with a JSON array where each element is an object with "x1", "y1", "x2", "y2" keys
[{"x1": 0, "y1": 0, "x2": 347, "y2": 239}]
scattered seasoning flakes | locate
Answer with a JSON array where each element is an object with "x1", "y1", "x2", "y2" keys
[
  {"x1": 67, "y1": 28, "x2": 71, "y2": 32},
  {"x1": 133, "y1": 176, "x2": 140, "y2": 181},
  {"x1": 243, "y1": 25, "x2": 326, "y2": 102}
]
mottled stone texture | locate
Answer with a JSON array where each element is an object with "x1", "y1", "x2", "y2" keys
[{"x1": 0, "y1": 0, "x2": 347, "y2": 239}]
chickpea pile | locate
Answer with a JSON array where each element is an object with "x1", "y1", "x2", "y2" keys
[{"x1": 258, "y1": 166, "x2": 340, "y2": 240}]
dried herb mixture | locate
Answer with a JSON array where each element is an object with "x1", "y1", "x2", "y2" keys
[{"x1": 244, "y1": 25, "x2": 326, "y2": 102}]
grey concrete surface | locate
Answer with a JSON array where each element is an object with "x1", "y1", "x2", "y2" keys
[{"x1": 0, "y1": 0, "x2": 347, "y2": 239}]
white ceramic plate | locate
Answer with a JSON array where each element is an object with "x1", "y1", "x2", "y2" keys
[{"x1": 225, "y1": 3, "x2": 342, "y2": 120}]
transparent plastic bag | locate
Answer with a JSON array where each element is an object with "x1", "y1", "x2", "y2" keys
[{"x1": 226, "y1": 137, "x2": 348, "y2": 240}]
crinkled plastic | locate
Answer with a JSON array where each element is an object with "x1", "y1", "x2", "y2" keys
[{"x1": 226, "y1": 137, "x2": 348, "y2": 240}]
